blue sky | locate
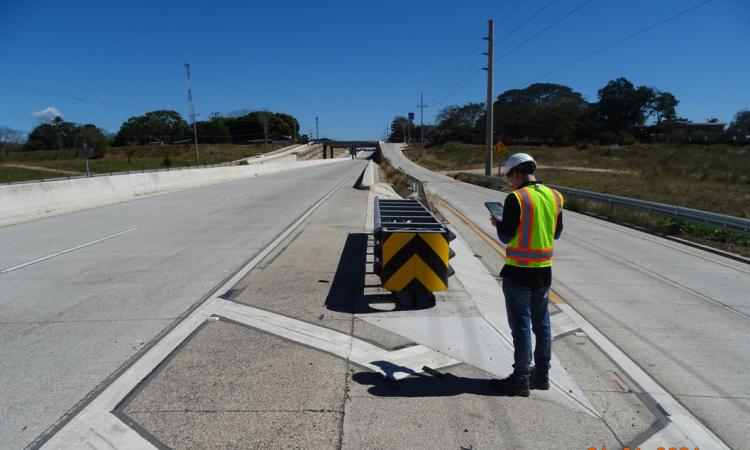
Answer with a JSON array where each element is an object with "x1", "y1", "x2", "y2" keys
[{"x1": 1, "y1": 0, "x2": 748, "y2": 140}]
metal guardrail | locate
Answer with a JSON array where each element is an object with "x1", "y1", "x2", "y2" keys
[{"x1": 455, "y1": 172, "x2": 750, "y2": 236}]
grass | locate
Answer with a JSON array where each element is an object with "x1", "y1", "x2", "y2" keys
[
  {"x1": 404, "y1": 141, "x2": 750, "y2": 256},
  {"x1": 0, "y1": 143, "x2": 283, "y2": 183},
  {"x1": 0, "y1": 167, "x2": 62, "y2": 184},
  {"x1": 406, "y1": 142, "x2": 750, "y2": 218},
  {"x1": 379, "y1": 157, "x2": 411, "y2": 198}
]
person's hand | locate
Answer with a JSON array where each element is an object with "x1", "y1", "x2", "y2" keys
[{"x1": 490, "y1": 214, "x2": 502, "y2": 226}]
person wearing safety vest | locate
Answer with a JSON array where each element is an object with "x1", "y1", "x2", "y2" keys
[{"x1": 488, "y1": 153, "x2": 564, "y2": 396}]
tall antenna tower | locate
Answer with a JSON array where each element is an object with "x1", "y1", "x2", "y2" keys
[
  {"x1": 315, "y1": 116, "x2": 319, "y2": 140},
  {"x1": 184, "y1": 63, "x2": 199, "y2": 164}
]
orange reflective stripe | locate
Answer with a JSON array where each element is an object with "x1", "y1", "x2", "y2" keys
[
  {"x1": 507, "y1": 255, "x2": 553, "y2": 262},
  {"x1": 517, "y1": 187, "x2": 534, "y2": 249},
  {"x1": 506, "y1": 247, "x2": 553, "y2": 260},
  {"x1": 506, "y1": 246, "x2": 553, "y2": 253},
  {"x1": 513, "y1": 190, "x2": 525, "y2": 247}
]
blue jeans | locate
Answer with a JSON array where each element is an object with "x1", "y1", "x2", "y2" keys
[{"x1": 502, "y1": 279, "x2": 552, "y2": 379}]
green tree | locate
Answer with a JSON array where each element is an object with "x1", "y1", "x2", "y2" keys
[
  {"x1": 26, "y1": 116, "x2": 78, "y2": 150},
  {"x1": 435, "y1": 103, "x2": 485, "y2": 143},
  {"x1": 494, "y1": 83, "x2": 587, "y2": 144},
  {"x1": 77, "y1": 124, "x2": 109, "y2": 158},
  {"x1": 26, "y1": 119, "x2": 109, "y2": 153},
  {"x1": 196, "y1": 114, "x2": 232, "y2": 144},
  {"x1": 596, "y1": 78, "x2": 654, "y2": 132},
  {"x1": 273, "y1": 112, "x2": 300, "y2": 139},
  {"x1": 388, "y1": 116, "x2": 409, "y2": 142},
  {"x1": 0, "y1": 126, "x2": 25, "y2": 156},
  {"x1": 26, "y1": 123, "x2": 57, "y2": 150},
  {"x1": 727, "y1": 110, "x2": 750, "y2": 140},
  {"x1": 115, "y1": 110, "x2": 189, "y2": 145},
  {"x1": 224, "y1": 111, "x2": 267, "y2": 144},
  {"x1": 648, "y1": 91, "x2": 679, "y2": 124}
]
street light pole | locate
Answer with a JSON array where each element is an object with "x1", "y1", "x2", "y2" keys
[{"x1": 184, "y1": 63, "x2": 199, "y2": 165}]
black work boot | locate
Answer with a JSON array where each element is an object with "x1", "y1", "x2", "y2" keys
[
  {"x1": 489, "y1": 375, "x2": 530, "y2": 397},
  {"x1": 530, "y1": 366, "x2": 549, "y2": 390}
]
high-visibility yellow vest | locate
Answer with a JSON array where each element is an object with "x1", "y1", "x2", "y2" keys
[{"x1": 505, "y1": 183, "x2": 563, "y2": 268}]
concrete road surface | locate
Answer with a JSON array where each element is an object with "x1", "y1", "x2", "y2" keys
[
  {"x1": 0, "y1": 158, "x2": 365, "y2": 449},
  {"x1": 381, "y1": 143, "x2": 750, "y2": 449}
]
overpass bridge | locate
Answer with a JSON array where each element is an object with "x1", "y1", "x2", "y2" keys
[{"x1": 321, "y1": 140, "x2": 378, "y2": 159}]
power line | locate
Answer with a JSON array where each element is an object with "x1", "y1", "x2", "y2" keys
[
  {"x1": 428, "y1": 0, "x2": 517, "y2": 104},
  {"x1": 488, "y1": 0, "x2": 514, "y2": 21},
  {"x1": 525, "y1": 0, "x2": 714, "y2": 84},
  {"x1": 494, "y1": 0, "x2": 594, "y2": 64},
  {"x1": 494, "y1": 0, "x2": 558, "y2": 48},
  {"x1": 0, "y1": 80, "x2": 162, "y2": 111},
  {"x1": 430, "y1": 0, "x2": 578, "y2": 108},
  {"x1": 430, "y1": 57, "x2": 485, "y2": 107},
  {"x1": 495, "y1": 0, "x2": 527, "y2": 29}
]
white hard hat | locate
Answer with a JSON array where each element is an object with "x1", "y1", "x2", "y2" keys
[{"x1": 504, "y1": 153, "x2": 536, "y2": 174}]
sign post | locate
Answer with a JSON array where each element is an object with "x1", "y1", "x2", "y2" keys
[
  {"x1": 493, "y1": 141, "x2": 507, "y2": 176},
  {"x1": 82, "y1": 142, "x2": 91, "y2": 177}
]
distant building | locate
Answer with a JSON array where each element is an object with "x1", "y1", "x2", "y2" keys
[{"x1": 635, "y1": 121, "x2": 726, "y2": 143}]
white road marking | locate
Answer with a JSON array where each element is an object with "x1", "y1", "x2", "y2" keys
[
  {"x1": 40, "y1": 173, "x2": 366, "y2": 449},
  {"x1": 366, "y1": 182, "x2": 599, "y2": 417},
  {"x1": 219, "y1": 300, "x2": 458, "y2": 380},
  {"x1": 559, "y1": 303, "x2": 730, "y2": 449},
  {"x1": 439, "y1": 194, "x2": 730, "y2": 448},
  {"x1": 380, "y1": 143, "x2": 732, "y2": 448},
  {"x1": 0, "y1": 228, "x2": 137, "y2": 274},
  {"x1": 46, "y1": 411, "x2": 153, "y2": 450},
  {"x1": 444, "y1": 229, "x2": 601, "y2": 417}
]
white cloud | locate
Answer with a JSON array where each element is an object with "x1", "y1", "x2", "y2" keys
[{"x1": 31, "y1": 106, "x2": 63, "y2": 122}]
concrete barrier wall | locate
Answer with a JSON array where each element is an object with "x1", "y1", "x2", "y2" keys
[
  {"x1": 0, "y1": 159, "x2": 342, "y2": 227},
  {"x1": 358, "y1": 160, "x2": 379, "y2": 189},
  {"x1": 294, "y1": 144, "x2": 324, "y2": 161}
]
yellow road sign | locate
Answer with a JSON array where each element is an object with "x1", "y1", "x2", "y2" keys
[{"x1": 493, "y1": 141, "x2": 507, "y2": 157}]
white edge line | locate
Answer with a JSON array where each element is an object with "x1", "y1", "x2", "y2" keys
[
  {"x1": 1, "y1": 228, "x2": 137, "y2": 273},
  {"x1": 381, "y1": 144, "x2": 730, "y2": 448}
]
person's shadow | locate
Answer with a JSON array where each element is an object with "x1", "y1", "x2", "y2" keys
[{"x1": 352, "y1": 363, "x2": 500, "y2": 398}]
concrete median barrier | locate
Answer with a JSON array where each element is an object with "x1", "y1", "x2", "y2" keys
[
  {"x1": 0, "y1": 158, "x2": 343, "y2": 227},
  {"x1": 355, "y1": 160, "x2": 379, "y2": 190}
]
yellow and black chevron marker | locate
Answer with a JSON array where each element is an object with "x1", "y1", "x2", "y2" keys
[{"x1": 373, "y1": 198, "x2": 455, "y2": 307}]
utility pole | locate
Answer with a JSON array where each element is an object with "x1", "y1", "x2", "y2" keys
[
  {"x1": 263, "y1": 114, "x2": 269, "y2": 153},
  {"x1": 417, "y1": 92, "x2": 426, "y2": 157},
  {"x1": 483, "y1": 20, "x2": 494, "y2": 176},
  {"x1": 315, "y1": 116, "x2": 319, "y2": 140},
  {"x1": 184, "y1": 63, "x2": 199, "y2": 165}
]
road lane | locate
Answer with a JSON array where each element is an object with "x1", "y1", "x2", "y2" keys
[
  {"x1": 381, "y1": 143, "x2": 749, "y2": 448},
  {"x1": 0, "y1": 158, "x2": 365, "y2": 449}
]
